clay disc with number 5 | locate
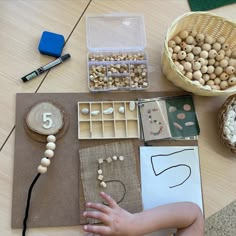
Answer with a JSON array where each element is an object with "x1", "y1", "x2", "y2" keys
[{"x1": 25, "y1": 101, "x2": 69, "y2": 142}]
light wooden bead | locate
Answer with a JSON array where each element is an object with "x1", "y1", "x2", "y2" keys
[
  {"x1": 229, "y1": 59, "x2": 236, "y2": 66},
  {"x1": 213, "y1": 42, "x2": 221, "y2": 51},
  {"x1": 214, "y1": 78, "x2": 221, "y2": 85},
  {"x1": 214, "y1": 61, "x2": 220, "y2": 67},
  {"x1": 222, "y1": 43, "x2": 229, "y2": 51},
  {"x1": 197, "y1": 58, "x2": 205, "y2": 66},
  {"x1": 192, "y1": 47, "x2": 201, "y2": 55},
  {"x1": 196, "y1": 33, "x2": 205, "y2": 43},
  {"x1": 186, "y1": 35, "x2": 194, "y2": 44},
  {"x1": 208, "y1": 49, "x2": 217, "y2": 59},
  {"x1": 205, "y1": 35, "x2": 214, "y2": 44},
  {"x1": 183, "y1": 45, "x2": 192, "y2": 53},
  {"x1": 173, "y1": 46, "x2": 181, "y2": 53},
  {"x1": 98, "y1": 158, "x2": 103, "y2": 164},
  {"x1": 216, "y1": 53, "x2": 225, "y2": 61},
  {"x1": 192, "y1": 62, "x2": 201, "y2": 71},
  {"x1": 98, "y1": 169, "x2": 103, "y2": 175},
  {"x1": 215, "y1": 66, "x2": 223, "y2": 76},
  {"x1": 220, "y1": 59, "x2": 229, "y2": 68},
  {"x1": 46, "y1": 142, "x2": 56, "y2": 150},
  {"x1": 200, "y1": 50, "x2": 208, "y2": 59},
  {"x1": 190, "y1": 30, "x2": 197, "y2": 37},
  {"x1": 185, "y1": 53, "x2": 194, "y2": 62},
  {"x1": 112, "y1": 155, "x2": 118, "y2": 160},
  {"x1": 202, "y1": 43, "x2": 211, "y2": 51},
  {"x1": 220, "y1": 81, "x2": 229, "y2": 90},
  {"x1": 217, "y1": 36, "x2": 226, "y2": 44},
  {"x1": 201, "y1": 65, "x2": 208, "y2": 74},
  {"x1": 228, "y1": 77, "x2": 236, "y2": 86},
  {"x1": 207, "y1": 66, "x2": 215, "y2": 74},
  {"x1": 172, "y1": 53, "x2": 178, "y2": 61},
  {"x1": 203, "y1": 74, "x2": 210, "y2": 81},
  {"x1": 44, "y1": 149, "x2": 54, "y2": 158},
  {"x1": 211, "y1": 85, "x2": 221, "y2": 90},
  {"x1": 185, "y1": 72, "x2": 193, "y2": 80},
  {"x1": 183, "y1": 62, "x2": 192, "y2": 71},
  {"x1": 208, "y1": 58, "x2": 215, "y2": 65},
  {"x1": 180, "y1": 41, "x2": 186, "y2": 49},
  {"x1": 206, "y1": 80, "x2": 215, "y2": 86},
  {"x1": 41, "y1": 157, "x2": 50, "y2": 167},
  {"x1": 168, "y1": 40, "x2": 176, "y2": 48},
  {"x1": 209, "y1": 73, "x2": 216, "y2": 80},
  {"x1": 106, "y1": 157, "x2": 112, "y2": 163},
  {"x1": 37, "y1": 165, "x2": 47, "y2": 174},
  {"x1": 179, "y1": 31, "x2": 189, "y2": 39},
  {"x1": 225, "y1": 49, "x2": 232, "y2": 57},
  {"x1": 232, "y1": 50, "x2": 236, "y2": 58},
  {"x1": 198, "y1": 78, "x2": 205, "y2": 85},
  {"x1": 97, "y1": 175, "x2": 104, "y2": 181},
  {"x1": 220, "y1": 72, "x2": 229, "y2": 81},
  {"x1": 47, "y1": 135, "x2": 56, "y2": 143},
  {"x1": 193, "y1": 71, "x2": 202, "y2": 80},
  {"x1": 119, "y1": 155, "x2": 125, "y2": 161},
  {"x1": 100, "y1": 181, "x2": 107, "y2": 188},
  {"x1": 176, "y1": 63, "x2": 184, "y2": 72},
  {"x1": 225, "y1": 66, "x2": 235, "y2": 75},
  {"x1": 174, "y1": 36, "x2": 182, "y2": 44},
  {"x1": 177, "y1": 51, "x2": 186, "y2": 60}
]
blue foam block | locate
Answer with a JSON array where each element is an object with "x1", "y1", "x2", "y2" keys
[{"x1": 38, "y1": 31, "x2": 65, "y2": 57}]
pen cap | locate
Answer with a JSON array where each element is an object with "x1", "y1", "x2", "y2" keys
[{"x1": 61, "y1": 53, "x2": 71, "y2": 61}]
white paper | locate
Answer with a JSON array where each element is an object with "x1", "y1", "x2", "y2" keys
[{"x1": 140, "y1": 146, "x2": 203, "y2": 211}]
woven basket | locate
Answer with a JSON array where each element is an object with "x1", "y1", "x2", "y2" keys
[
  {"x1": 218, "y1": 94, "x2": 236, "y2": 153},
  {"x1": 162, "y1": 12, "x2": 236, "y2": 96}
]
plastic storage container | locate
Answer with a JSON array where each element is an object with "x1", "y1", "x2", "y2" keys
[{"x1": 86, "y1": 14, "x2": 149, "y2": 91}]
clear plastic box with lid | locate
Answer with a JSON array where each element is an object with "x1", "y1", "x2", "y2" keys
[{"x1": 86, "y1": 14, "x2": 149, "y2": 91}]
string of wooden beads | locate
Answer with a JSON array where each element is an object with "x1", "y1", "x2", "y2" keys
[
  {"x1": 97, "y1": 155, "x2": 125, "y2": 188},
  {"x1": 168, "y1": 31, "x2": 236, "y2": 90},
  {"x1": 37, "y1": 135, "x2": 56, "y2": 174}
]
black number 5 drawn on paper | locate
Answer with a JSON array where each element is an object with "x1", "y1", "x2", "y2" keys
[{"x1": 151, "y1": 148, "x2": 194, "y2": 188}]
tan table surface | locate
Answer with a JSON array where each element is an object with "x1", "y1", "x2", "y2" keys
[{"x1": 0, "y1": 0, "x2": 236, "y2": 235}]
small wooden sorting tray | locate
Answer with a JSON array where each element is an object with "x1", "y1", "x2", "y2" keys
[{"x1": 78, "y1": 101, "x2": 140, "y2": 139}]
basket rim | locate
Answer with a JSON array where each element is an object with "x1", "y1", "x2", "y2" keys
[{"x1": 163, "y1": 11, "x2": 236, "y2": 96}]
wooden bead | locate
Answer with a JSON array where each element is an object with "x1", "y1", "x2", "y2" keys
[
  {"x1": 205, "y1": 35, "x2": 214, "y2": 44},
  {"x1": 206, "y1": 80, "x2": 215, "y2": 86},
  {"x1": 173, "y1": 46, "x2": 181, "y2": 53},
  {"x1": 213, "y1": 42, "x2": 221, "y2": 51},
  {"x1": 229, "y1": 59, "x2": 236, "y2": 66},
  {"x1": 216, "y1": 53, "x2": 224, "y2": 61},
  {"x1": 207, "y1": 66, "x2": 215, "y2": 74},
  {"x1": 232, "y1": 50, "x2": 236, "y2": 58},
  {"x1": 228, "y1": 77, "x2": 236, "y2": 86},
  {"x1": 222, "y1": 43, "x2": 229, "y2": 50},
  {"x1": 179, "y1": 31, "x2": 189, "y2": 39},
  {"x1": 106, "y1": 157, "x2": 112, "y2": 163},
  {"x1": 203, "y1": 74, "x2": 210, "y2": 82},
  {"x1": 176, "y1": 64, "x2": 184, "y2": 72},
  {"x1": 220, "y1": 81, "x2": 229, "y2": 90},
  {"x1": 100, "y1": 181, "x2": 107, "y2": 188},
  {"x1": 98, "y1": 169, "x2": 103, "y2": 175},
  {"x1": 198, "y1": 78, "x2": 205, "y2": 85},
  {"x1": 183, "y1": 62, "x2": 192, "y2": 71},
  {"x1": 174, "y1": 36, "x2": 182, "y2": 44},
  {"x1": 220, "y1": 59, "x2": 229, "y2": 68},
  {"x1": 225, "y1": 66, "x2": 235, "y2": 75},
  {"x1": 201, "y1": 65, "x2": 208, "y2": 74},
  {"x1": 214, "y1": 78, "x2": 221, "y2": 85},
  {"x1": 200, "y1": 50, "x2": 208, "y2": 59},
  {"x1": 185, "y1": 72, "x2": 193, "y2": 80},
  {"x1": 168, "y1": 40, "x2": 176, "y2": 48},
  {"x1": 192, "y1": 62, "x2": 201, "y2": 71},
  {"x1": 97, "y1": 175, "x2": 104, "y2": 181},
  {"x1": 225, "y1": 49, "x2": 232, "y2": 57},
  {"x1": 41, "y1": 157, "x2": 50, "y2": 167},
  {"x1": 47, "y1": 135, "x2": 56, "y2": 143},
  {"x1": 46, "y1": 142, "x2": 56, "y2": 150},
  {"x1": 209, "y1": 73, "x2": 216, "y2": 80},
  {"x1": 193, "y1": 71, "x2": 202, "y2": 80},
  {"x1": 185, "y1": 53, "x2": 194, "y2": 62},
  {"x1": 119, "y1": 156, "x2": 125, "y2": 161},
  {"x1": 197, "y1": 58, "x2": 205, "y2": 66},
  {"x1": 44, "y1": 149, "x2": 54, "y2": 158},
  {"x1": 220, "y1": 72, "x2": 229, "y2": 81},
  {"x1": 190, "y1": 30, "x2": 197, "y2": 37},
  {"x1": 98, "y1": 158, "x2": 103, "y2": 164},
  {"x1": 183, "y1": 45, "x2": 192, "y2": 53},
  {"x1": 215, "y1": 66, "x2": 223, "y2": 76},
  {"x1": 37, "y1": 165, "x2": 47, "y2": 174},
  {"x1": 186, "y1": 35, "x2": 194, "y2": 44},
  {"x1": 208, "y1": 58, "x2": 215, "y2": 65},
  {"x1": 172, "y1": 53, "x2": 178, "y2": 61},
  {"x1": 112, "y1": 155, "x2": 118, "y2": 160},
  {"x1": 192, "y1": 47, "x2": 201, "y2": 55},
  {"x1": 196, "y1": 33, "x2": 205, "y2": 43},
  {"x1": 211, "y1": 85, "x2": 221, "y2": 90},
  {"x1": 177, "y1": 51, "x2": 186, "y2": 60},
  {"x1": 202, "y1": 43, "x2": 211, "y2": 51},
  {"x1": 217, "y1": 36, "x2": 226, "y2": 44},
  {"x1": 208, "y1": 50, "x2": 217, "y2": 59}
]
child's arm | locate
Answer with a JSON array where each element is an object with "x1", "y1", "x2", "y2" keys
[{"x1": 83, "y1": 192, "x2": 204, "y2": 236}]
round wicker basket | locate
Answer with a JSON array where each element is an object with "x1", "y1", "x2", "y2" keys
[
  {"x1": 218, "y1": 94, "x2": 236, "y2": 153},
  {"x1": 162, "y1": 12, "x2": 236, "y2": 96}
]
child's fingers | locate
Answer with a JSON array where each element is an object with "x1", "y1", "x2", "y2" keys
[
  {"x1": 83, "y1": 224, "x2": 111, "y2": 235},
  {"x1": 86, "y1": 202, "x2": 111, "y2": 214},
  {"x1": 83, "y1": 211, "x2": 110, "y2": 224},
  {"x1": 99, "y1": 192, "x2": 117, "y2": 208}
]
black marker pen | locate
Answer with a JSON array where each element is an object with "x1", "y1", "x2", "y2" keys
[{"x1": 21, "y1": 53, "x2": 71, "y2": 82}]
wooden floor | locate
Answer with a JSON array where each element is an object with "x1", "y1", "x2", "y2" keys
[{"x1": 0, "y1": 0, "x2": 236, "y2": 235}]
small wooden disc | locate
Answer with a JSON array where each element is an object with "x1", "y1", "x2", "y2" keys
[{"x1": 24, "y1": 101, "x2": 69, "y2": 143}]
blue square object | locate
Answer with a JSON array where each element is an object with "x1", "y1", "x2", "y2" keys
[{"x1": 38, "y1": 31, "x2": 65, "y2": 57}]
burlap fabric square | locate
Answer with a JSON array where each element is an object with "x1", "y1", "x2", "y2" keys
[{"x1": 79, "y1": 140, "x2": 142, "y2": 224}]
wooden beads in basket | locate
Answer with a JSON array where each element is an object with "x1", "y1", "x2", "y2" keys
[
  {"x1": 168, "y1": 31, "x2": 236, "y2": 91},
  {"x1": 97, "y1": 155, "x2": 125, "y2": 188},
  {"x1": 37, "y1": 135, "x2": 56, "y2": 174},
  {"x1": 218, "y1": 94, "x2": 236, "y2": 153}
]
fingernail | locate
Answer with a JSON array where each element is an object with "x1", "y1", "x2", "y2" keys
[{"x1": 83, "y1": 225, "x2": 88, "y2": 230}]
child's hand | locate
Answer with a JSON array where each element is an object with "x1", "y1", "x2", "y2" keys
[{"x1": 83, "y1": 191, "x2": 136, "y2": 236}]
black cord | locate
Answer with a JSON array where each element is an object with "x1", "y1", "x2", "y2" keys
[{"x1": 22, "y1": 173, "x2": 41, "y2": 236}]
